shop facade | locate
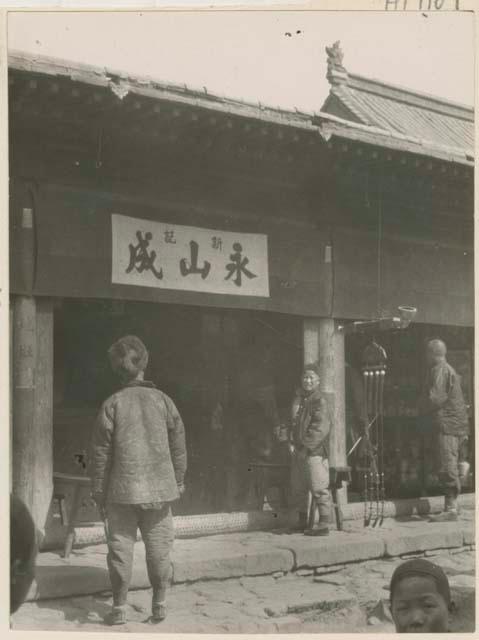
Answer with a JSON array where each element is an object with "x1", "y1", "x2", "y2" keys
[
  {"x1": 9, "y1": 50, "x2": 473, "y2": 547},
  {"x1": 319, "y1": 49, "x2": 475, "y2": 500}
]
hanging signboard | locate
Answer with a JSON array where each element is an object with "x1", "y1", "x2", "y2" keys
[{"x1": 111, "y1": 214, "x2": 270, "y2": 297}]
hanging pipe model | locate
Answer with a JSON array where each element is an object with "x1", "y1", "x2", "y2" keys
[
  {"x1": 340, "y1": 306, "x2": 417, "y2": 528},
  {"x1": 360, "y1": 342, "x2": 387, "y2": 527}
]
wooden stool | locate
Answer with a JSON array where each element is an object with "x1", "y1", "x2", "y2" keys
[
  {"x1": 307, "y1": 466, "x2": 351, "y2": 531},
  {"x1": 248, "y1": 462, "x2": 290, "y2": 510},
  {"x1": 52, "y1": 493, "x2": 69, "y2": 526},
  {"x1": 53, "y1": 472, "x2": 94, "y2": 559},
  {"x1": 329, "y1": 466, "x2": 351, "y2": 530}
]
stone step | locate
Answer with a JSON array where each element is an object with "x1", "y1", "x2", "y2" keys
[
  {"x1": 26, "y1": 518, "x2": 474, "y2": 602},
  {"x1": 43, "y1": 493, "x2": 475, "y2": 550}
]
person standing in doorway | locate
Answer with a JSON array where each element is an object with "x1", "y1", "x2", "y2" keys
[
  {"x1": 90, "y1": 335, "x2": 187, "y2": 625},
  {"x1": 419, "y1": 339, "x2": 469, "y2": 522},
  {"x1": 289, "y1": 363, "x2": 332, "y2": 536}
]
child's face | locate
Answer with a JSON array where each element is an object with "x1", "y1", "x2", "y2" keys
[{"x1": 391, "y1": 575, "x2": 450, "y2": 633}]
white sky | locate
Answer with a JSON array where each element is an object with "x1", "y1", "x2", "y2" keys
[{"x1": 7, "y1": 10, "x2": 475, "y2": 111}]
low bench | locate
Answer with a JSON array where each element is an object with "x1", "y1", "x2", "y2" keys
[{"x1": 53, "y1": 472, "x2": 96, "y2": 559}]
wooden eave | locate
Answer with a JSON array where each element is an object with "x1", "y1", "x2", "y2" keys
[{"x1": 9, "y1": 52, "x2": 474, "y2": 177}]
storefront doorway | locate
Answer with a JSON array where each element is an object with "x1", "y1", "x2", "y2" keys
[{"x1": 53, "y1": 299, "x2": 302, "y2": 516}]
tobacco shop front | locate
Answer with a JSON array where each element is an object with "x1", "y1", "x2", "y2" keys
[
  {"x1": 9, "y1": 52, "x2": 474, "y2": 548},
  {"x1": 10, "y1": 179, "x2": 337, "y2": 544}
]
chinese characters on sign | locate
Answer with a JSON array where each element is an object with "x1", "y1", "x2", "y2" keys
[
  {"x1": 126, "y1": 231, "x2": 163, "y2": 279},
  {"x1": 112, "y1": 214, "x2": 270, "y2": 297}
]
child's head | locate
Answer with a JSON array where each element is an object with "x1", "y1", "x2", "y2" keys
[
  {"x1": 390, "y1": 559, "x2": 452, "y2": 633},
  {"x1": 108, "y1": 335, "x2": 149, "y2": 383}
]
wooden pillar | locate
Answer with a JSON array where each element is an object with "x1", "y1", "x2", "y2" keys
[
  {"x1": 11, "y1": 184, "x2": 54, "y2": 542},
  {"x1": 318, "y1": 318, "x2": 347, "y2": 502},
  {"x1": 12, "y1": 297, "x2": 54, "y2": 543},
  {"x1": 12, "y1": 296, "x2": 37, "y2": 511},
  {"x1": 332, "y1": 328, "x2": 346, "y2": 472},
  {"x1": 33, "y1": 300, "x2": 54, "y2": 540},
  {"x1": 318, "y1": 319, "x2": 347, "y2": 467},
  {"x1": 303, "y1": 318, "x2": 319, "y2": 365}
]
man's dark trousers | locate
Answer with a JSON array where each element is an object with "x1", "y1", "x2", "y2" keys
[{"x1": 106, "y1": 503, "x2": 174, "y2": 606}]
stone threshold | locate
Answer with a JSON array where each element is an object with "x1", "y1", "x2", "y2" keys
[{"x1": 44, "y1": 492, "x2": 475, "y2": 550}]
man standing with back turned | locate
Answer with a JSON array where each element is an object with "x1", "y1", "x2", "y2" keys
[
  {"x1": 419, "y1": 339, "x2": 469, "y2": 522},
  {"x1": 90, "y1": 335, "x2": 187, "y2": 626}
]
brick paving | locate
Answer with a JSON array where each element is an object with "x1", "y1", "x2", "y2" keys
[
  {"x1": 12, "y1": 548, "x2": 475, "y2": 633},
  {"x1": 11, "y1": 511, "x2": 475, "y2": 632}
]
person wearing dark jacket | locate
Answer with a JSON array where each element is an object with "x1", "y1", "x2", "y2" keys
[
  {"x1": 288, "y1": 363, "x2": 332, "y2": 536},
  {"x1": 90, "y1": 335, "x2": 187, "y2": 626},
  {"x1": 419, "y1": 339, "x2": 469, "y2": 522}
]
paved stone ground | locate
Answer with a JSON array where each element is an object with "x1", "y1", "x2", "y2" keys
[
  {"x1": 12, "y1": 548, "x2": 475, "y2": 633},
  {"x1": 24, "y1": 510, "x2": 475, "y2": 603}
]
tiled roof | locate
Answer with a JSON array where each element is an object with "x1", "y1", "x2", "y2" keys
[
  {"x1": 322, "y1": 46, "x2": 474, "y2": 157},
  {"x1": 8, "y1": 51, "x2": 315, "y2": 131},
  {"x1": 8, "y1": 51, "x2": 474, "y2": 166}
]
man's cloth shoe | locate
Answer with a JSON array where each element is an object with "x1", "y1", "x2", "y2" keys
[
  {"x1": 304, "y1": 524, "x2": 329, "y2": 536},
  {"x1": 149, "y1": 602, "x2": 167, "y2": 623},
  {"x1": 429, "y1": 510, "x2": 458, "y2": 523},
  {"x1": 105, "y1": 606, "x2": 127, "y2": 626}
]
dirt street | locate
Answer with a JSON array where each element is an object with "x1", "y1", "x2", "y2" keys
[{"x1": 12, "y1": 548, "x2": 475, "y2": 633}]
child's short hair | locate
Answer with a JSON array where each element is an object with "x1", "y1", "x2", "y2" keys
[
  {"x1": 108, "y1": 335, "x2": 149, "y2": 382},
  {"x1": 390, "y1": 558, "x2": 451, "y2": 606}
]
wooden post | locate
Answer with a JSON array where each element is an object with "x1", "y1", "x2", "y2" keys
[
  {"x1": 33, "y1": 300, "x2": 54, "y2": 541},
  {"x1": 333, "y1": 328, "x2": 346, "y2": 473},
  {"x1": 318, "y1": 318, "x2": 348, "y2": 503},
  {"x1": 303, "y1": 319, "x2": 319, "y2": 365},
  {"x1": 12, "y1": 296, "x2": 54, "y2": 544},
  {"x1": 12, "y1": 296, "x2": 37, "y2": 512},
  {"x1": 11, "y1": 185, "x2": 54, "y2": 543}
]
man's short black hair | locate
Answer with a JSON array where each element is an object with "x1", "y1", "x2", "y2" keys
[{"x1": 390, "y1": 558, "x2": 451, "y2": 607}]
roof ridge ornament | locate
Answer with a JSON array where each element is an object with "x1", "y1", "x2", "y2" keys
[{"x1": 326, "y1": 40, "x2": 348, "y2": 86}]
